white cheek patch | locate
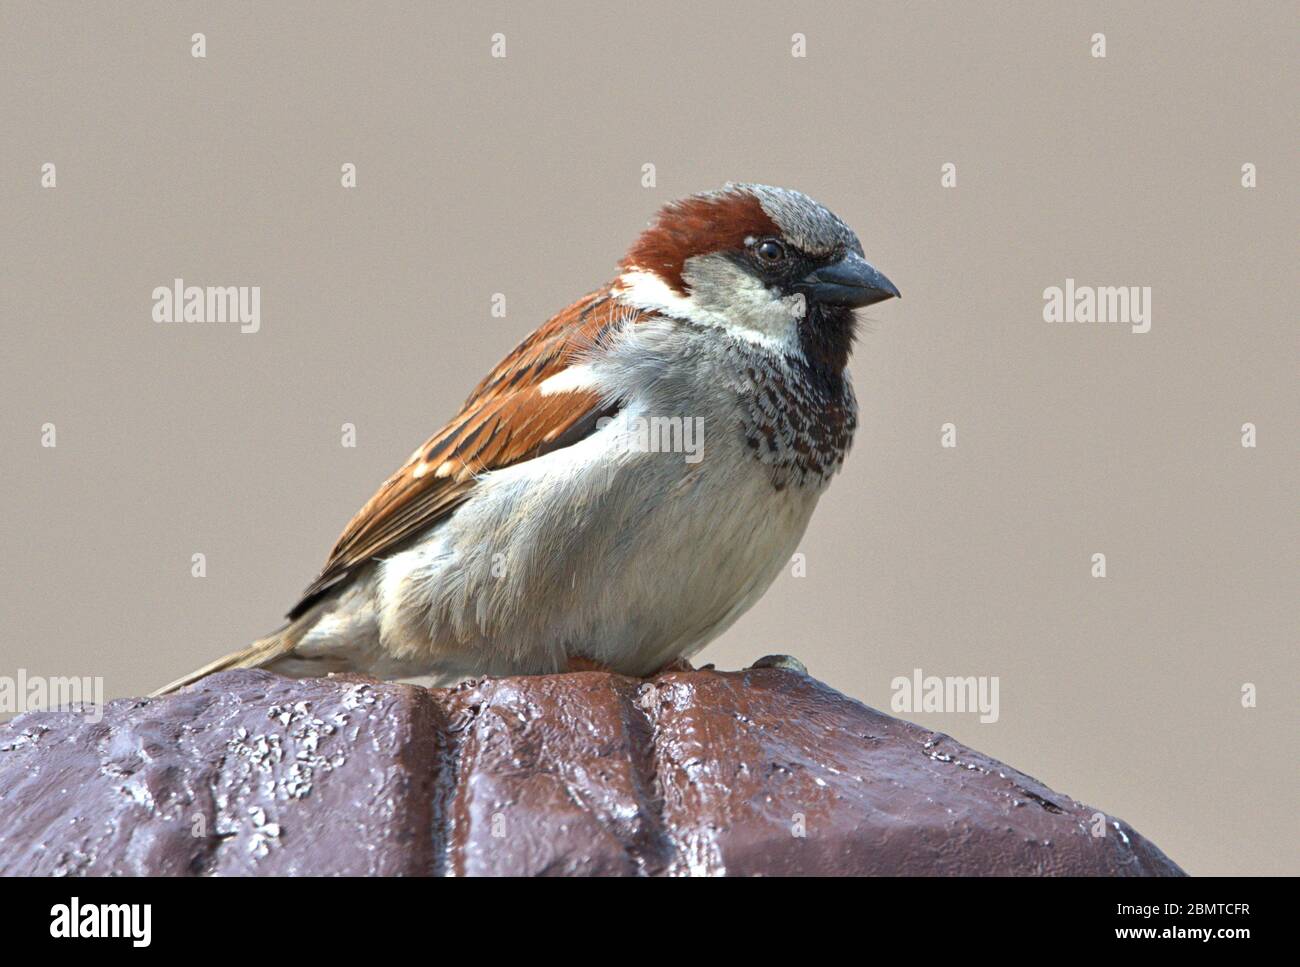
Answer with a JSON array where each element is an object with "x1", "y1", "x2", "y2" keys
[{"x1": 616, "y1": 265, "x2": 805, "y2": 358}]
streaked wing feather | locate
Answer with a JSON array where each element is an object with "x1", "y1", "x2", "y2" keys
[{"x1": 288, "y1": 292, "x2": 625, "y2": 617}]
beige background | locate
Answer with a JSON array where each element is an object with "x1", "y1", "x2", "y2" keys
[{"x1": 1, "y1": 2, "x2": 1295, "y2": 876}]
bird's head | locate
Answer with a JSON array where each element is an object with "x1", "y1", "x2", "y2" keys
[{"x1": 615, "y1": 183, "x2": 898, "y2": 370}]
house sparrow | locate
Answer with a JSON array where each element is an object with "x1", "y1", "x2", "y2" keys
[{"x1": 154, "y1": 184, "x2": 898, "y2": 695}]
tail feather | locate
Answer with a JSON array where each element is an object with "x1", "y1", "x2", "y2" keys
[{"x1": 150, "y1": 627, "x2": 299, "y2": 697}]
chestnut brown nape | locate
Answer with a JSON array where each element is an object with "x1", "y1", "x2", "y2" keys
[{"x1": 621, "y1": 189, "x2": 779, "y2": 295}]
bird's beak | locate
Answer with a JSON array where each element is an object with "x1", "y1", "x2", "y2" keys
[{"x1": 796, "y1": 252, "x2": 900, "y2": 308}]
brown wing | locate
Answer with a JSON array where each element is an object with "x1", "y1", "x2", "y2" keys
[{"x1": 288, "y1": 291, "x2": 626, "y2": 617}]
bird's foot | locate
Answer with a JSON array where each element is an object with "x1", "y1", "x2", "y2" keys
[{"x1": 749, "y1": 654, "x2": 808, "y2": 676}]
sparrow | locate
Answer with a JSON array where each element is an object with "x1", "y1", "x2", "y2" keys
[{"x1": 153, "y1": 184, "x2": 899, "y2": 695}]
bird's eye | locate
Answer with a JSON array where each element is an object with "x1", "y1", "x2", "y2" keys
[{"x1": 755, "y1": 239, "x2": 786, "y2": 262}]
